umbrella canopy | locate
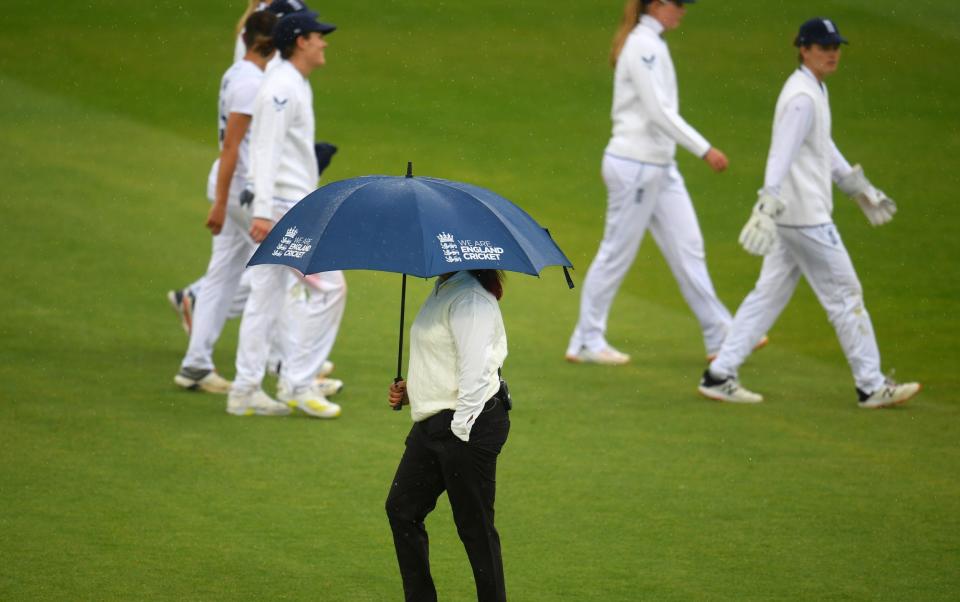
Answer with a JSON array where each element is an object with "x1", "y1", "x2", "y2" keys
[
  {"x1": 248, "y1": 166, "x2": 572, "y2": 280},
  {"x1": 246, "y1": 164, "x2": 574, "y2": 406}
]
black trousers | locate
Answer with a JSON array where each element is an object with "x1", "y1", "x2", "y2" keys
[{"x1": 385, "y1": 397, "x2": 510, "y2": 602}]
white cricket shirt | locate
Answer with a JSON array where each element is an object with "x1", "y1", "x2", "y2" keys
[
  {"x1": 205, "y1": 59, "x2": 264, "y2": 201},
  {"x1": 247, "y1": 60, "x2": 319, "y2": 219},
  {"x1": 605, "y1": 15, "x2": 711, "y2": 165},
  {"x1": 763, "y1": 66, "x2": 854, "y2": 226},
  {"x1": 407, "y1": 272, "x2": 508, "y2": 442}
]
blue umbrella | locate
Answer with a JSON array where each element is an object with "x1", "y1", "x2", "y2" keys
[{"x1": 248, "y1": 163, "x2": 574, "y2": 405}]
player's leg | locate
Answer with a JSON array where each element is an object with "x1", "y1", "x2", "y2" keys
[
  {"x1": 648, "y1": 165, "x2": 732, "y2": 356},
  {"x1": 700, "y1": 237, "x2": 801, "y2": 402},
  {"x1": 277, "y1": 271, "x2": 346, "y2": 418},
  {"x1": 784, "y1": 224, "x2": 918, "y2": 406},
  {"x1": 232, "y1": 264, "x2": 290, "y2": 392},
  {"x1": 227, "y1": 263, "x2": 293, "y2": 416},
  {"x1": 176, "y1": 215, "x2": 256, "y2": 391},
  {"x1": 227, "y1": 269, "x2": 252, "y2": 319},
  {"x1": 566, "y1": 155, "x2": 662, "y2": 363}
]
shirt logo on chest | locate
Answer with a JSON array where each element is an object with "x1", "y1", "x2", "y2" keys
[
  {"x1": 272, "y1": 96, "x2": 288, "y2": 112},
  {"x1": 642, "y1": 55, "x2": 656, "y2": 69}
]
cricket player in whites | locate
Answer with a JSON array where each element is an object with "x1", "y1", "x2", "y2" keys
[
  {"x1": 566, "y1": 0, "x2": 739, "y2": 365},
  {"x1": 227, "y1": 10, "x2": 345, "y2": 418},
  {"x1": 698, "y1": 18, "x2": 921, "y2": 408},
  {"x1": 173, "y1": 10, "x2": 278, "y2": 394}
]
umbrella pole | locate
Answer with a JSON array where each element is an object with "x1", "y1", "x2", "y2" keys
[{"x1": 393, "y1": 273, "x2": 407, "y2": 411}]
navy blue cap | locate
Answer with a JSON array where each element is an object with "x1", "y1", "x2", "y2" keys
[
  {"x1": 794, "y1": 17, "x2": 848, "y2": 47},
  {"x1": 273, "y1": 11, "x2": 336, "y2": 50},
  {"x1": 267, "y1": 0, "x2": 310, "y2": 18}
]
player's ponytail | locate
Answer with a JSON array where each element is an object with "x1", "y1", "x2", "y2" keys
[
  {"x1": 243, "y1": 11, "x2": 278, "y2": 58},
  {"x1": 236, "y1": 0, "x2": 262, "y2": 36},
  {"x1": 470, "y1": 270, "x2": 505, "y2": 301},
  {"x1": 610, "y1": 0, "x2": 652, "y2": 67}
]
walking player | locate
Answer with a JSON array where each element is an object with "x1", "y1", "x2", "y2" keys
[
  {"x1": 227, "y1": 11, "x2": 346, "y2": 417},
  {"x1": 173, "y1": 10, "x2": 278, "y2": 393},
  {"x1": 566, "y1": 0, "x2": 739, "y2": 365},
  {"x1": 698, "y1": 18, "x2": 921, "y2": 408}
]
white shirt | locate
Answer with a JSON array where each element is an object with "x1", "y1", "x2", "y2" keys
[
  {"x1": 763, "y1": 66, "x2": 854, "y2": 225},
  {"x1": 205, "y1": 59, "x2": 264, "y2": 201},
  {"x1": 407, "y1": 272, "x2": 508, "y2": 442},
  {"x1": 605, "y1": 15, "x2": 711, "y2": 165},
  {"x1": 247, "y1": 60, "x2": 319, "y2": 219}
]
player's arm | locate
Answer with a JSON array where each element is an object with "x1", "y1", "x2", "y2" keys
[
  {"x1": 208, "y1": 112, "x2": 252, "y2": 235},
  {"x1": 833, "y1": 142, "x2": 896, "y2": 227},
  {"x1": 624, "y1": 45, "x2": 721, "y2": 170},
  {"x1": 249, "y1": 85, "x2": 293, "y2": 242},
  {"x1": 739, "y1": 94, "x2": 813, "y2": 255},
  {"x1": 448, "y1": 294, "x2": 500, "y2": 442}
]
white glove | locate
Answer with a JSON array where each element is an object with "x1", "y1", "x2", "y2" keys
[
  {"x1": 739, "y1": 192, "x2": 786, "y2": 256},
  {"x1": 837, "y1": 164, "x2": 897, "y2": 226}
]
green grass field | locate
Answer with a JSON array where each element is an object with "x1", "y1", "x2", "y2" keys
[{"x1": 1, "y1": 1, "x2": 959, "y2": 600}]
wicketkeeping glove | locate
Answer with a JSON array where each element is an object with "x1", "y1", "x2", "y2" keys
[
  {"x1": 837, "y1": 164, "x2": 897, "y2": 226},
  {"x1": 739, "y1": 192, "x2": 786, "y2": 256}
]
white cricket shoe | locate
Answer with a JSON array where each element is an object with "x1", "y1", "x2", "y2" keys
[
  {"x1": 698, "y1": 370, "x2": 764, "y2": 404},
  {"x1": 315, "y1": 376, "x2": 344, "y2": 397},
  {"x1": 858, "y1": 380, "x2": 921, "y2": 409},
  {"x1": 227, "y1": 389, "x2": 291, "y2": 417},
  {"x1": 565, "y1": 346, "x2": 630, "y2": 366},
  {"x1": 707, "y1": 334, "x2": 769, "y2": 362},
  {"x1": 277, "y1": 377, "x2": 342, "y2": 399},
  {"x1": 166, "y1": 288, "x2": 194, "y2": 335},
  {"x1": 174, "y1": 368, "x2": 232, "y2": 394},
  {"x1": 279, "y1": 386, "x2": 342, "y2": 419}
]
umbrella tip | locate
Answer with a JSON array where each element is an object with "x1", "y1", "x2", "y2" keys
[{"x1": 406, "y1": 161, "x2": 413, "y2": 178}]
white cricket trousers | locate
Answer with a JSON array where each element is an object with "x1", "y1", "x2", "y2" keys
[
  {"x1": 709, "y1": 223, "x2": 885, "y2": 393},
  {"x1": 567, "y1": 154, "x2": 732, "y2": 356},
  {"x1": 232, "y1": 198, "x2": 346, "y2": 394},
  {"x1": 180, "y1": 212, "x2": 256, "y2": 371},
  {"x1": 186, "y1": 273, "x2": 250, "y2": 320}
]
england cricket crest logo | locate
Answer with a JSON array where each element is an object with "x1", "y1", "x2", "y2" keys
[
  {"x1": 436, "y1": 232, "x2": 462, "y2": 263},
  {"x1": 272, "y1": 226, "x2": 299, "y2": 257}
]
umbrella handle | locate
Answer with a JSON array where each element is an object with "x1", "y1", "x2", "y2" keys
[{"x1": 393, "y1": 273, "x2": 407, "y2": 411}]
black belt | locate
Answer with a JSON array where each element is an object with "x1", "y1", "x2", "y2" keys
[{"x1": 485, "y1": 379, "x2": 512, "y2": 412}]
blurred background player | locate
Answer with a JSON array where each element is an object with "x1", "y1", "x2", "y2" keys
[
  {"x1": 698, "y1": 18, "x2": 921, "y2": 408},
  {"x1": 173, "y1": 10, "x2": 279, "y2": 393},
  {"x1": 565, "y1": 0, "x2": 739, "y2": 366},
  {"x1": 169, "y1": 0, "x2": 342, "y2": 394},
  {"x1": 227, "y1": 11, "x2": 346, "y2": 418},
  {"x1": 167, "y1": 0, "x2": 312, "y2": 335}
]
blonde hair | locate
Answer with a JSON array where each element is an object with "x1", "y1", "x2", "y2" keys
[
  {"x1": 610, "y1": 0, "x2": 649, "y2": 67},
  {"x1": 235, "y1": 0, "x2": 262, "y2": 36}
]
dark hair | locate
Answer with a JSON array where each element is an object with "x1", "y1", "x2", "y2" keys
[
  {"x1": 470, "y1": 270, "x2": 505, "y2": 301},
  {"x1": 243, "y1": 11, "x2": 277, "y2": 58},
  {"x1": 610, "y1": 0, "x2": 659, "y2": 67},
  {"x1": 279, "y1": 36, "x2": 302, "y2": 59}
]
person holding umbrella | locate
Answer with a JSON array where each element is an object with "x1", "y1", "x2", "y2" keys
[
  {"x1": 243, "y1": 166, "x2": 573, "y2": 598},
  {"x1": 386, "y1": 269, "x2": 511, "y2": 602},
  {"x1": 565, "y1": 0, "x2": 737, "y2": 365}
]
